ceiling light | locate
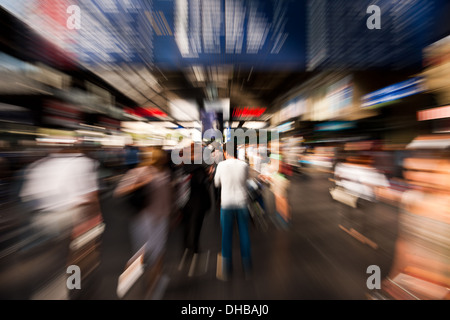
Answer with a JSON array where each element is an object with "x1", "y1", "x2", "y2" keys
[
  {"x1": 242, "y1": 122, "x2": 267, "y2": 129},
  {"x1": 169, "y1": 99, "x2": 200, "y2": 121},
  {"x1": 178, "y1": 121, "x2": 201, "y2": 128}
]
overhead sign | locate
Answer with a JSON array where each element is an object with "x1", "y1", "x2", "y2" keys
[
  {"x1": 124, "y1": 107, "x2": 168, "y2": 120},
  {"x1": 75, "y1": 0, "x2": 154, "y2": 66},
  {"x1": 362, "y1": 77, "x2": 425, "y2": 108},
  {"x1": 232, "y1": 107, "x2": 267, "y2": 119},
  {"x1": 153, "y1": 0, "x2": 306, "y2": 70},
  {"x1": 306, "y1": 0, "x2": 440, "y2": 70},
  {"x1": 3, "y1": 0, "x2": 446, "y2": 72},
  {"x1": 315, "y1": 121, "x2": 355, "y2": 131},
  {"x1": 280, "y1": 97, "x2": 307, "y2": 122}
]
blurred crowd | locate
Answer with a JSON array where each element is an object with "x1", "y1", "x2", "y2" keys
[
  {"x1": 1, "y1": 124, "x2": 450, "y2": 300},
  {"x1": 0, "y1": 136, "x2": 285, "y2": 299}
]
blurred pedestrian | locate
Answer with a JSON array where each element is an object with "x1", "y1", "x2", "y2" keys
[
  {"x1": 205, "y1": 140, "x2": 222, "y2": 211},
  {"x1": 18, "y1": 142, "x2": 103, "y2": 299},
  {"x1": 259, "y1": 151, "x2": 291, "y2": 226},
  {"x1": 383, "y1": 154, "x2": 450, "y2": 298},
  {"x1": 178, "y1": 142, "x2": 212, "y2": 276},
  {"x1": 114, "y1": 147, "x2": 172, "y2": 293},
  {"x1": 333, "y1": 153, "x2": 389, "y2": 246},
  {"x1": 214, "y1": 141, "x2": 251, "y2": 280},
  {"x1": 20, "y1": 142, "x2": 102, "y2": 243}
]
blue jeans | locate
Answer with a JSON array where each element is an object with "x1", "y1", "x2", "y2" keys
[{"x1": 220, "y1": 207, "x2": 252, "y2": 274}]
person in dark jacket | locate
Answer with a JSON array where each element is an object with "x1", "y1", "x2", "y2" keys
[{"x1": 178, "y1": 143, "x2": 212, "y2": 276}]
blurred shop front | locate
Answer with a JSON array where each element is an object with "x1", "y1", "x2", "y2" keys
[
  {"x1": 267, "y1": 67, "x2": 443, "y2": 174},
  {"x1": 374, "y1": 35, "x2": 450, "y2": 301}
]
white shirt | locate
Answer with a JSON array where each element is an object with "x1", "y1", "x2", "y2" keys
[
  {"x1": 20, "y1": 153, "x2": 99, "y2": 211},
  {"x1": 238, "y1": 148, "x2": 245, "y2": 161},
  {"x1": 334, "y1": 162, "x2": 389, "y2": 201},
  {"x1": 214, "y1": 158, "x2": 248, "y2": 209}
]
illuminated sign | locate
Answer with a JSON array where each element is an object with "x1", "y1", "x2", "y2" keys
[
  {"x1": 417, "y1": 105, "x2": 450, "y2": 121},
  {"x1": 232, "y1": 107, "x2": 267, "y2": 118},
  {"x1": 169, "y1": 99, "x2": 199, "y2": 121},
  {"x1": 125, "y1": 107, "x2": 168, "y2": 119},
  {"x1": 316, "y1": 121, "x2": 355, "y2": 131},
  {"x1": 276, "y1": 121, "x2": 295, "y2": 133},
  {"x1": 362, "y1": 77, "x2": 424, "y2": 108},
  {"x1": 166, "y1": 0, "x2": 305, "y2": 69},
  {"x1": 280, "y1": 97, "x2": 306, "y2": 122}
]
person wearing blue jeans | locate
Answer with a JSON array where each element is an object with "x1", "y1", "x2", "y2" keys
[
  {"x1": 214, "y1": 141, "x2": 252, "y2": 280},
  {"x1": 220, "y1": 207, "x2": 252, "y2": 277}
]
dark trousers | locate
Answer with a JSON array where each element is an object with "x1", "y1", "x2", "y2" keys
[{"x1": 182, "y1": 207, "x2": 206, "y2": 253}]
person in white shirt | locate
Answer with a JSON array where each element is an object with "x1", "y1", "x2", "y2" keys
[
  {"x1": 18, "y1": 144, "x2": 103, "y2": 299},
  {"x1": 20, "y1": 146, "x2": 101, "y2": 238},
  {"x1": 214, "y1": 141, "x2": 251, "y2": 280},
  {"x1": 334, "y1": 159, "x2": 390, "y2": 202}
]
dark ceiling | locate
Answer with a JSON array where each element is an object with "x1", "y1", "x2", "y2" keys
[{"x1": 147, "y1": 66, "x2": 313, "y2": 116}]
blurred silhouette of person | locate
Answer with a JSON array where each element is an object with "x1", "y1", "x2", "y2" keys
[
  {"x1": 381, "y1": 153, "x2": 450, "y2": 299},
  {"x1": 259, "y1": 148, "x2": 291, "y2": 226},
  {"x1": 214, "y1": 141, "x2": 251, "y2": 280},
  {"x1": 205, "y1": 140, "x2": 222, "y2": 211},
  {"x1": 18, "y1": 142, "x2": 103, "y2": 299},
  {"x1": 334, "y1": 154, "x2": 389, "y2": 203},
  {"x1": 178, "y1": 142, "x2": 212, "y2": 276},
  {"x1": 20, "y1": 142, "x2": 102, "y2": 243},
  {"x1": 114, "y1": 147, "x2": 172, "y2": 292},
  {"x1": 333, "y1": 152, "x2": 389, "y2": 245}
]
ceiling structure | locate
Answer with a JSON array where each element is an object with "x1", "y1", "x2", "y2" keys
[
  {"x1": 87, "y1": 61, "x2": 312, "y2": 125},
  {"x1": 115, "y1": 66, "x2": 310, "y2": 118},
  {"x1": 0, "y1": 4, "x2": 309, "y2": 126},
  {"x1": 0, "y1": 0, "x2": 308, "y2": 125},
  {"x1": 1, "y1": 0, "x2": 448, "y2": 128}
]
